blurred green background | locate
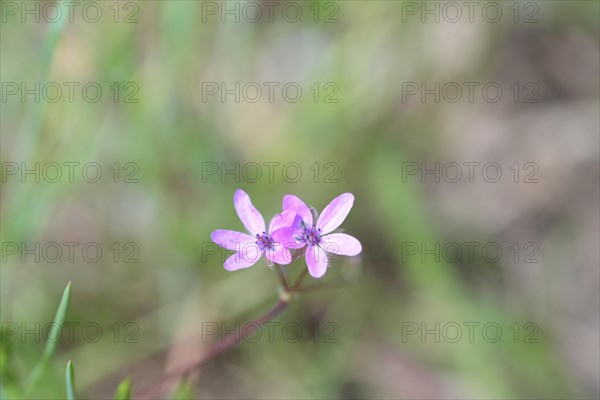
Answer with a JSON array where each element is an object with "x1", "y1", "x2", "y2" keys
[{"x1": 1, "y1": 0, "x2": 599, "y2": 398}]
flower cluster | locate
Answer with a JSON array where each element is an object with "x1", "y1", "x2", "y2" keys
[{"x1": 210, "y1": 189, "x2": 362, "y2": 278}]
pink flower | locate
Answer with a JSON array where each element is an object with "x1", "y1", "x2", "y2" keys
[
  {"x1": 211, "y1": 189, "x2": 295, "y2": 271},
  {"x1": 273, "y1": 193, "x2": 362, "y2": 278}
]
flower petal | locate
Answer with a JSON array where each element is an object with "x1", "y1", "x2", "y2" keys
[
  {"x1": 224, "y1": 245, "x2": 262, "y2": 271},
  {"x1": 234, "y1": 189, "x2": 265, "y2": 234},
  {"x1": 305, "y1": 245, "x2": 328, "y2": 278},
  {"x1": 210, "y1": 230, "x2": 255, "y2": 251},
  {"x1": 271, "y1": 221, "x2": 305, "y2": 250},
  {"x1": 265, "y1": 243, "x2": 293, "y2": 265},
  {"x1": 268, "y1": 209, "x2": 296, "y2": 234},
  {"x1": 316, "y1": 193, "x2": 354, "y2": 233},
  {"x1": 321, "y1": 233, "x2": 362, "y2": 256},
  {"x1": 282, "y1": 194, "x2": 313, "y2": 226}
]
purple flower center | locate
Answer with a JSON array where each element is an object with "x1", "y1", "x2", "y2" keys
[
  {"x1": 296, "y1": 222, "x2": 322, "y2": 247},
  {"x1": 255, "y1": 232, "x2": 274, "y2": 251}
]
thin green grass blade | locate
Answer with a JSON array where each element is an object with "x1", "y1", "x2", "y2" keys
[
  {"x1": 114, "y1": 377, "x2": 131, "y2": 400},
  {"x1": 24, "y1": 281, "x2": 72, "y2": 392},
  {"x1": 65, "y1": 360, "x2": 76, "y2": 400},
  {"x1": 173, "y1": 378, "x2": 193, "y2": 400}
]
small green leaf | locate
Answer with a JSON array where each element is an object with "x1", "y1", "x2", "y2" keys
[
  {"x1": 24, "y1": 281, "x2": 72, "y2": 392},
  {"x1": 65, "y1": 360, "x2": 76, "y2": 400},
  {"x1": 114, "y1": 377, "x2": 131, "y2": 400}
]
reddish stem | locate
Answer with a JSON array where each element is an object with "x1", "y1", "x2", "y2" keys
[
  {"x1": 134, "y1": 299, "x2": 289, "y2": 399},
  {"x1": 292, "y1": 268, "x2": 309, "y2": 290},
  {"x1": 276, "y1": 265, "x2": 289, "y2": 291}
]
